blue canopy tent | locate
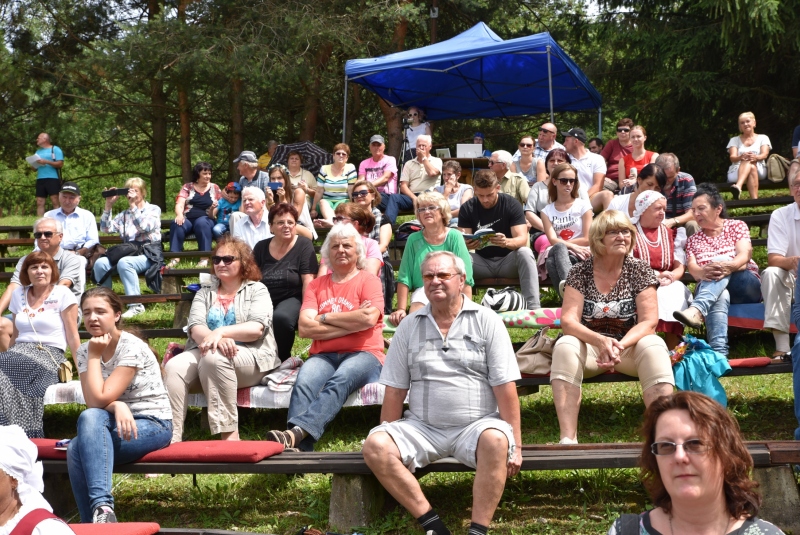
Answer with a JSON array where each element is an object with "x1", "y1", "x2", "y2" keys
[{"x1": 343, "y1": 23, "x2": 602, "y2": 139}]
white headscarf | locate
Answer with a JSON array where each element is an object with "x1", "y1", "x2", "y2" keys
[
  {"x1": 630, "y1": 190, "x2": 666, "y2": 225},
  {"x1": 0, "y1": 425, "x2": 49, "y2": 510}
]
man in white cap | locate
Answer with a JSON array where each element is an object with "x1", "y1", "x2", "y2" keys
[{"x1": 0, "y1": 425, "x2": 74, "y2": 533}]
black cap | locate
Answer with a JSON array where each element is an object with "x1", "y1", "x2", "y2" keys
[
  {"x1": 563, "y1": 128, "x2": 587, "y2": 144},
  {"x1": 60, "y1": 182, "x2": 80, "y2": 195}
]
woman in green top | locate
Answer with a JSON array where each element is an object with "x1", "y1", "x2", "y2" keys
[{"x1": 390, "y1": 191, "x2": 474, "y2": 326}]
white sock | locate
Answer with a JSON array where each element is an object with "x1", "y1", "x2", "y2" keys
[{"x1": 774, "y1": 332, "x2": 790, "y2": 353}]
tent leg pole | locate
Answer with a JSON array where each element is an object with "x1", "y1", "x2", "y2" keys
[
  {"x1": 598, "y1": 107, "x2": 602, "y2": 138},
  {"x1": 547, "y1": 46, "x2": 554, "y2": 123},
  {"x1": 342, "y1": 75, "x2": 349, "y2": 143}
]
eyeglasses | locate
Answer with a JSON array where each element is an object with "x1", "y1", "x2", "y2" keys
[
  {"x1": 557, "y1": 178, "x2": 577, "y2": 185},
  {"x1": 422, "y1": 271, "x2": 459, "y2": 282},
  {"x1": 334, "y1": 151, "x2": 348, "y2": 157},
  {"x1": 34, "y1": 231, "x2": 56, "y2": 239},
  {"x1": 651, "y1": 439, "x2": 708, "y2": 456},
  {"x1": 519, "y1": 143, "x2": 533, "y2": 148},
  {"x1": 539, "y1": 127, "x2": 555, "y2": 135},
  {"x1": 273, "y1": 219, "x2": 296, "y2": 227},
  {"x1": 332, "y1": 216, "x2": 354, "y2": 223},
  {"x1": 617, "y1": 128, "x2": 631, "y2": 133},
  {"x1": 351, "y1": 190, "x2": 370, "y2": 198},
  {"x1": 605, "y1": 229, "x2": 632, "y2": 237},
  {"x1": 487, "y1": 160, "x2": 500, "y2": 166},
  {"x1": 212, "y1": 255, "x2": 237, "y2": 265},
  {"x1": 791, "y1": 183, "x2": 800, "y2": 190},
  {"x1": 408, "y1": 112, "x2": 418, "y2": 117},
  {"x1": 417, "y1": 205, "x2": 439, "y2": 214}
]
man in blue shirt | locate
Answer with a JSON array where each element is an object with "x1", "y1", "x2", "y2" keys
[
  {"x1": 44, "y1": 181, "x2": 100, "y2": 270},
  {"x1": 32, "y1": 133, "x2": 64, "y2": 216}
]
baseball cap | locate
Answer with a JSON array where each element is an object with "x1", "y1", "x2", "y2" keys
[
  {"x1": 473, "y1": 132, "x2": 485, "y2": 140},
  {"x1": 232, "y1": 151, "x2": 258, "y2": 164},
  {"x1": 60, "y1": 182, "x2": 80, "y2": 195},
  {"x1": 225, "y1": 182, "x2": 242, "y2": 193},
  {"x1": 563, "y1": 128, "x2": 587, "y2": 144},
  {"x1": 369, "y1": 135, "x2": 385, "y2": 145}
]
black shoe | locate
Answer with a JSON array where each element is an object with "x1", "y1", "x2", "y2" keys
[{"x1": 730, "y1": 185, "x2": 741, "y2": 200}]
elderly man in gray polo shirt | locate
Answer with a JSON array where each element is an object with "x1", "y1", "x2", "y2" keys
[{"x1": 363, "y1": 251, "x2": 521, "y2": 535}]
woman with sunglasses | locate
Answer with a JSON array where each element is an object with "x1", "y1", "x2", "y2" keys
[
  {"x1": 604, "y1": 164, "x2": 667, "y2": 219},
  {"x1": 0, "y1": 252, "x2": 80, "y2": 438},
  {"x1": 317, "y1": 203, "x2": 383, "y2": 277},
  {"x1": 600, "y1": 117, "x2": 635, "y2": 188},
  {"x1": 608, "y1": 391, "x2": 784, "y2": 534},
  {"x1": 311, "y1": 143, "x2": 357, "y2": 226},
  {"x1": 618, "y1": 125, "x2": 659, "y2": 194},
  {"x1": 405, "y1": 106, "x2": 432, "y2": 160},
  {"x1": 167, "y1": 162, "x2": 221, "y2": 269},
  {"x1": 434, "y1": 160, "x2": 473, "y2": 226},
  {"x1": 164, "y1": 236, "x2": 279, "y2": 443},
  {"x1": 350, "y1": 181, "x2": 394, "y2": 313},
  {"x1": 265, "y1": 164, "x2": 315, "y2": 240},
  {"x1": 551, "y1": 210, "x2": 674, "y2": 444},
  {"x1": 390, "y1": 191, "x2": 473, "y2": 327},
  {"x1": 253, "y1": 203, "x2": 318, "y2": 362},
  {"x1": 539, "y1": 163, "x2": 593, "y2": 297},
  {"x1": 511, "y1": 135, "x2": 539, "y2": 185}
]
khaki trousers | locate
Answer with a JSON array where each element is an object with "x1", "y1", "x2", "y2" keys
[{"x1": 761, "y1": 266, "x2": 796, "y2": 333}]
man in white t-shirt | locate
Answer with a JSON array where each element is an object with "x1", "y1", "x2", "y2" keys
[
  {"x1": 762, "y1": 172, "x2": 800, "y2": 357},
  {"x1": 232, "y1": 187, "x2": 272, "y2": 249},
  {"x1": 358, "y1": 134, "x2": 398, "y2": 197},
  {"x1": 564, "y1": 128, "x2": 608, "y2": 212}
]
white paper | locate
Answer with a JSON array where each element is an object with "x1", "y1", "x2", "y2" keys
[{"x1": 26, "y1": 154, "x2": 43, "y2": 169}]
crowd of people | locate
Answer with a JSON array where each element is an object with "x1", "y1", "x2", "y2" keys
[{"x1": 1, "y1": 116, "x2": 798, "y2": 531}]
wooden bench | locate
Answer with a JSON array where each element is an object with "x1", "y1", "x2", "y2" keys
[
  {"x1": 38, "y1": 441, "x2": 800, "y2": 532},
  {"x1": 726, "y1": 195, "x2": 793, "y2": 209}
]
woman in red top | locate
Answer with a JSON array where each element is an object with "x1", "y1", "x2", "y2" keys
[
  {"x1": 600, "y1": 117, "x2": 634, "y2": 186},
  {"x1": 619, "y1": 125, "x2": 659, "y2": 194}
]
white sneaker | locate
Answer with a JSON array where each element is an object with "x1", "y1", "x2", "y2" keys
[
  {"x1": 559, "y1": 436, "x2": 578, "y2": 445},
  {"x1": 558, "y1": 280, "x2": 566, "y2": 298},
  {"x1": 122, "y1": 304, "x2": 145, "y2": 319}
]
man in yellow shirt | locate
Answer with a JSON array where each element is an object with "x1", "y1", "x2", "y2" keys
[{"x1": 257, "y1": 140, "x2": 279, "y2": 170}]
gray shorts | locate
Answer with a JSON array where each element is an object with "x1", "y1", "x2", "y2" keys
[{"x1": 368, "y1": 412, "x2": 515, "y2": 473}]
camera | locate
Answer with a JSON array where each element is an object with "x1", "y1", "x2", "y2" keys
[
  {"x1": 101, "y1": 188, "x2": 130, "y2": 198},
  {"x1": 401, "y1": 116, "x2": 411, "y2": 129}
]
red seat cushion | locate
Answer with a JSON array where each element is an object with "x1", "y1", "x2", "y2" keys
[
  {"x1": 69, "y1": 523, "x2": 160, "y2": 535},
  {"x1": 32, "y1": 438, "x2": 67, "y2": 460},
  {"x1": 137, "y1": 440, "x2": 283, "y2": 463},
  {"x1": 729, "y1": 357, "x2": 772, "y2": 368}
]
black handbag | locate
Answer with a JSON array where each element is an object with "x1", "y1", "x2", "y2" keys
[{"x1": 104, "y1": 242, "x2": 142, "y2": 267}]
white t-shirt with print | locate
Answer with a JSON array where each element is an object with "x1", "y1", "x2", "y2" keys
[
  {"x1": 9, "y1": 285, "x2": 77, "y2": 351},
  {"x1": 77, "y1": 331, "x2": 172, "y2": 420},
  {"x1": 541, "y1": 198, "x2": 592, "y2": 241}
]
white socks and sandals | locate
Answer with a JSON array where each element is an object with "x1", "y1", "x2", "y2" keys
[
  {"x1": 418, "y1": 509, "x2": 489, "y2": 535},
  {"x1": 265, "y1": 426, "x2": 307, "y2": 451}
]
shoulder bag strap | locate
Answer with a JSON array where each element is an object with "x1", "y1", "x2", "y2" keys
[
  {"x1": 23, "y1": 287, "x2": 60, "y2": 369},
  {"x1": 617, "y1": 513, "x2": 641, "y2": 535},
  {"x1": 9, "y1": 508, "x2": 62, "y2": 535}
]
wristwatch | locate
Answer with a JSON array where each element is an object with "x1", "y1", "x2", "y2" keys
[{"x1": 320, "y1": 313, "x2": 327, "y2": 324}]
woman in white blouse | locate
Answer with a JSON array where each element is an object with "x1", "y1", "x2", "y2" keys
[{"x1": 727, "y1": 111, "x2": 771, "y2": 200}]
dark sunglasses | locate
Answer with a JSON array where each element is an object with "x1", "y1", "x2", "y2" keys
[
  {"x1": 539, "y1": 127, "x2": 555, "y2": 135},
  {"x1": 351, "y1": 190, "x2": 370, "y2": 198},
  {"x1": 334, "y1": 151, "x2": 348, "y2": 157},
  {"x1": 34, "y1": 231, "x2": 56, "y2": 239},
  {"x1": 519, "y1": 143, "x2": 533, "y2": 148},
  {"x1": 557, "y1": 178, "x2": 577, "y2": 185},
  {"x1": 212, "y1": 255, "x2": 237, "y2": 265},
  {"x1": 408, "y1": 112, "x2": 418, "y2": 117},
  {"x1": 617, "y1": 127, "x2": 631, "y2": 133},
  {"x1": 332, "y1": 216, "x2": 354, "y2": 223},
  {"x1": 422, "y1": 271, "x2": 458, "y2": 282},
  {"x1": 651, "y1": 439, "x2": 708, "y2": 456}
]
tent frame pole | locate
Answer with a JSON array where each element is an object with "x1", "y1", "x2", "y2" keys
[
  {"x1": 546, "y1": 45, "x2": 554, "y2": 123},
  {"x1": 342, "y1": 75, "x2": 349, "y2": 143},
  {"x1": 598, "y1": 107, "x2": 602, "y2": 138}
]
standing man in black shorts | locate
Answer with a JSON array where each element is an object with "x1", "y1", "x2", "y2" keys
[{"x1": 32, "y1": 133, "x2": 64, "y2": 216}]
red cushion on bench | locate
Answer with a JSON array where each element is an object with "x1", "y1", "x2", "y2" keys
[
  {"x1": 137, "y1": 440, "x2": 283, "y2": 463},
  {"x1": 69, "y1": 523, "x2": 160, "y2": 535},
  {"x1": 32, "y1": 438, "x2": 67, "y2": 460},
  {"x1": 729, "y1": 357, "x2": 772, "y2": 368}
]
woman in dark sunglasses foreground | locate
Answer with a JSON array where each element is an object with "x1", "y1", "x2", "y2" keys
[
  {"x1": 164, "y1": 236, "x2": 280, "y2": 443},
  {"x1": 608, "y1": 391, "x2": 784, "y2": 534}
]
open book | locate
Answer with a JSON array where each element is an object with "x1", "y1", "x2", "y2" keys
[{"x1": 461, "y1": 228, "x2": 497, "y2": 249}]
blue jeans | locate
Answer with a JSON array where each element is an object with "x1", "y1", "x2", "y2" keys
[
  {"x1": 67, "y1": 408, "x2": 172, "y2": 522},
  {"x1": 378, "y1": 193, "x2": 415, "y2": 226},
  {"x1": 790, "y1": 263, "x2": 800, "y2": 440},
  {"x1": 170, "y1": 216, "x2": 214, "y2": 252},
  {"x1": 93, "y1": 254, "x2": 153, "y2": 307},
  {"x1": 288, "y1": 351, "x2": 382, "y2": 451},
  {"x1": 212, "y1": 222, "x2": 229, "y2": 239},
  {"x1": 692, "y1": 269, "x2": 762, "y2": 355}
]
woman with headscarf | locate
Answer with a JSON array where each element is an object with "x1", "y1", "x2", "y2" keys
[
  {"x1": 0, "y1": 425, "x2": 74, "y2": 534},
  {"x1": 630, "y1": 191, "x2": 692, "y2": 349}
]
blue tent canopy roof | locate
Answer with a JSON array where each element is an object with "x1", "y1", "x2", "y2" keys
[{"x1": 344, "y1": 22, "x2": 602, "y2": 121}]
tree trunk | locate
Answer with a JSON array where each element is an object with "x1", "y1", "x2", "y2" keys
[
  {"x1": 150, "y1": 79, "x2": 168, "y2": 210},
  {"x1": 230, "y1": 76, "x2": 244, "y2": 181},
  {"x1": 178, "y1": 85, "x2": 191, "y2": 183},
  {"x1": 300, "y1": 43, "x2": 333, "y2": 141},
  {"x1": 344, "y1": 84, "x2": 361, "y2": 145},
  {"x1": 382, "y1": 12, "x2": 409, "y2": 161}
]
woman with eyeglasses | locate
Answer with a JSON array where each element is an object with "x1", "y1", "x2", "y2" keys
[
  {"x1": 252, "y1": 203, "x2": 318, "y2": 363},
  {"x1": 511, "y1": 135, "x2": 539, "y2": 185},
  {"x1": 551, "y1": 210, "x2": 674, "y2": 444},
  {"x1": 539, "y1": 163, "x2": 593, "y2": 298},
  {"x1": 618, "y1": 125, "x2": 659, "y2": 194},
  {"x1": 433, "y1": 160, "x2": 473, "y2": 226},
  {"x1": 600, "y1": 117, "x2": 635, "y2": 188},
  {"x1": 604, "y1": 164, "x2": 667, "y2": 219},
  {"x1": 0, "y1": 252, "x2": 80, "y2": 438},
  {"x1": 164, "y1": 236, "x2": 279, "y2": 443},
  {"x1": 405, "y1": 106, "x2": 432, "y2": 159},
  {"x1": 311, "y1": 143, "x2": 357, "y2": 226},
  {"x1": 317, "y1": 203, "x2": 383, "y2": 278},
  {"x1": 390, "y1": 191, "x2": 473, "y2": 327},
  {"x1": 265, "y1": 164, "x2": 315, "y2": 240},
  {"x1": 350, "y1": 181, "x2": 394, "y2": 313},
  {"x1": 608, "y1": 391, "x2": 784, "y2": 534},
  {"x1": 673, "y1": 184, "x2": 762, "y2": 356}
]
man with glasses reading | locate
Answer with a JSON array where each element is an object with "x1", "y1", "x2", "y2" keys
[
  {"x1": 382, "y1": 135, "x2": 442, "y2": 225},
  {"x1": 458, "y1": 170, "x2": 541, "y2": 311},
  {"x1": 363, "y1": 251, "x2": 521, "y2": 535},
  {"x1": 0, "y1": 217, "x2": 84, "y2": 350}
]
